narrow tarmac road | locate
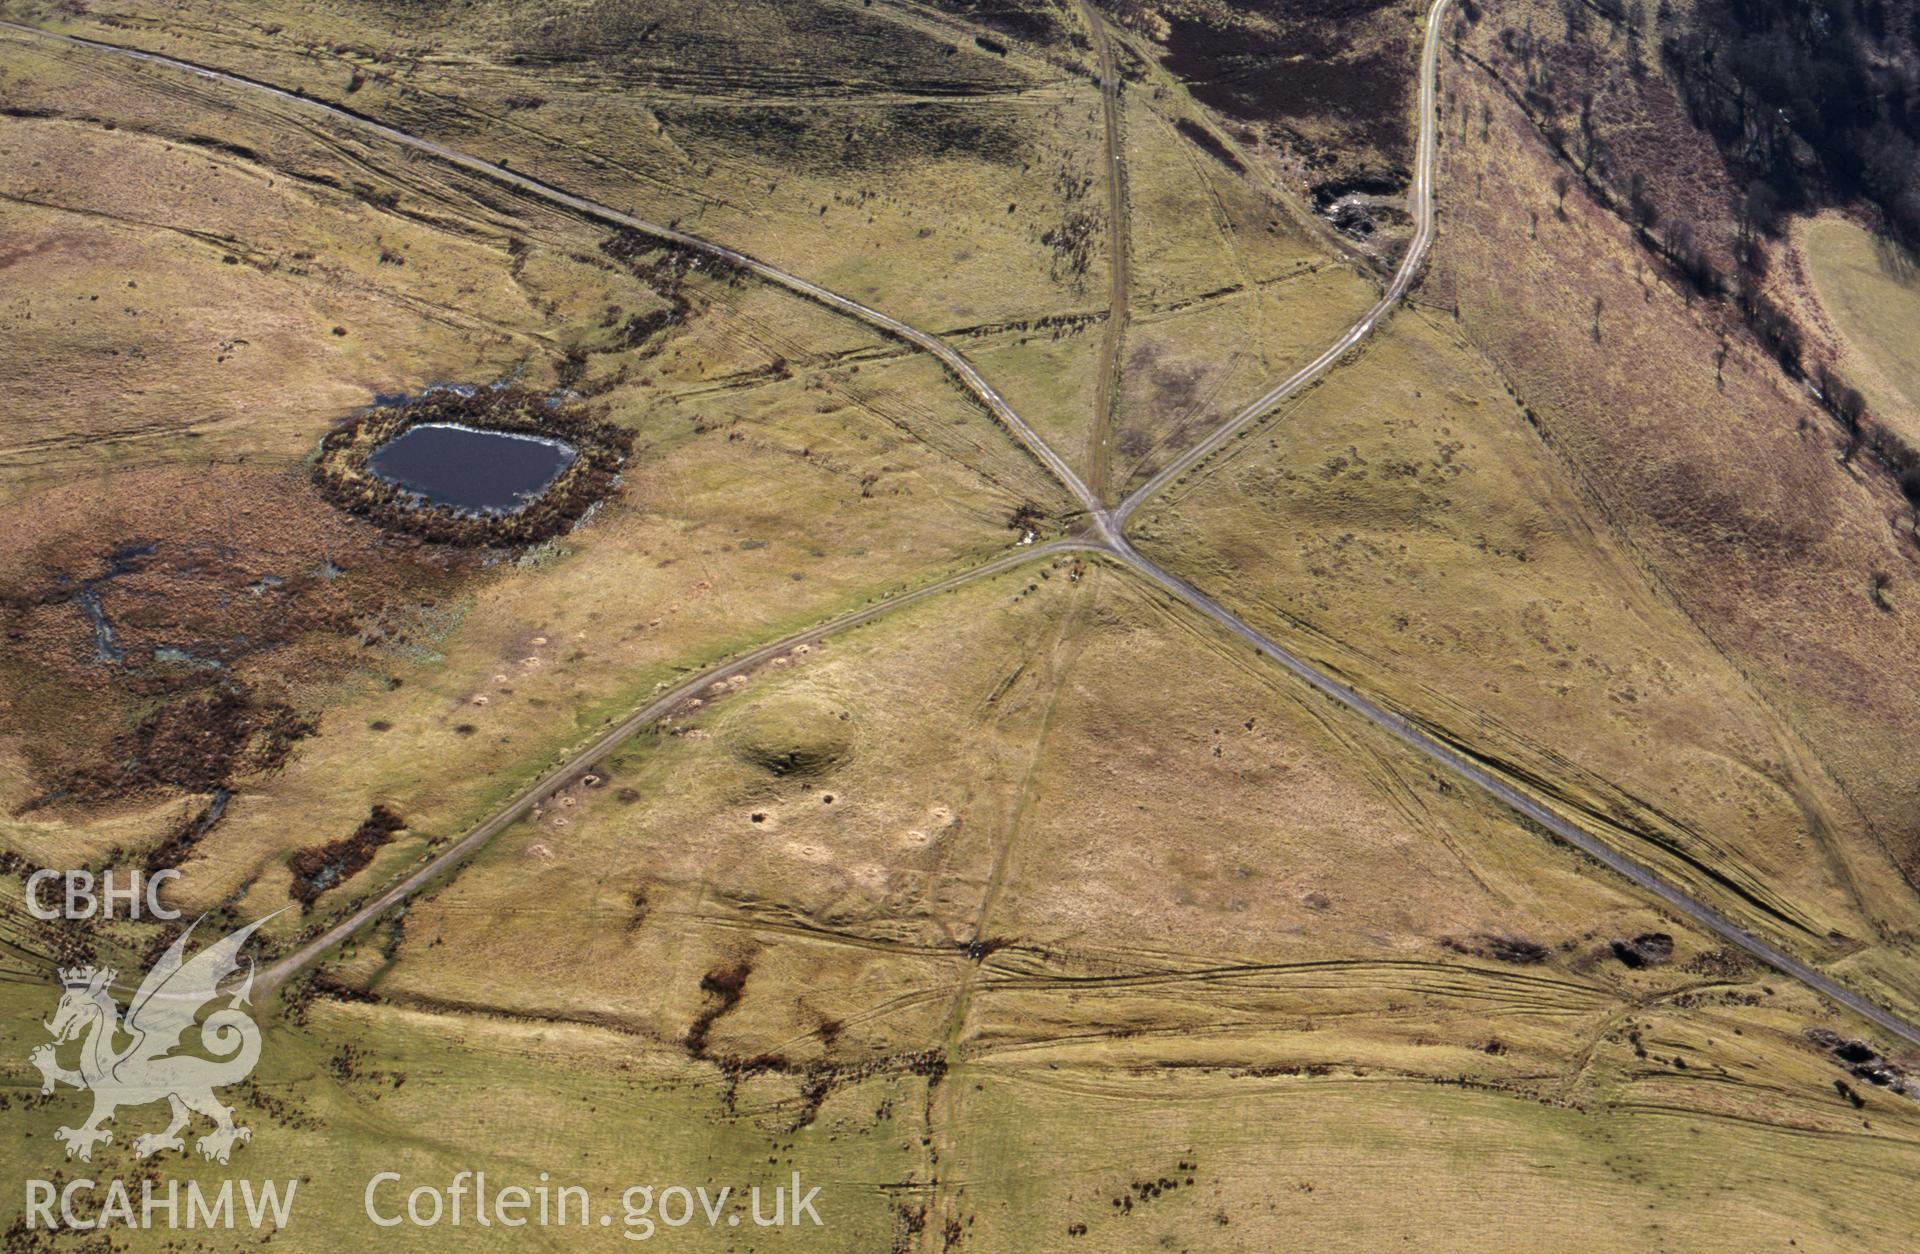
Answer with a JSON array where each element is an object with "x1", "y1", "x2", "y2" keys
[
  {"x1": 15, "y1": 5, "x2": 1920, "y2": 1049},
  {"x1": 1106, "y1": 0, "x2": 1445, "y2": 529},
  {"x1": 0, "y1": 19, "x2": 1105, "y2": 521}
]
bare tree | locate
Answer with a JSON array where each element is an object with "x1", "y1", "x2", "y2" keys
[
  {"x1": 1901, "y1": 468, "x2": 1920, "y2": 536},
  {"x1": 1628, "y1": 171, "x2": 1659, "y2": 232}
]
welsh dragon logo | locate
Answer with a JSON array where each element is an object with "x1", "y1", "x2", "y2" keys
[{"x1": 30, "y1": 914, "x2": 274, "y2": 1164}]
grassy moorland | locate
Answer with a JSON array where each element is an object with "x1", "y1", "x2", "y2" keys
[
  {"x1": 1799, "y1": 217, "x2": 1920, "y2": 448},
  {"x1": 1429, "y1": 35, "x2": 1920, "y2": 996},
  {"x1": 1133, "y1": 302, "x2": 1920, "y2": 1002},
  {"x1": 0, "y1": 27, "x2": 1065, "y2": 909},
  {"x1": 8, "y1": 563, "x2": 1914, "y2": 1248},
  {"x1": 3, "y1": 0, "x2": 1920, "y2": 1248},
  {"x1": 5, "y1": 0, "x2": 1115, "y2": 333}
]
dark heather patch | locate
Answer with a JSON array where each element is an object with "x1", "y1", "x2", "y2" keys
[{"x1": 288, "y1": 804, "x2": 407, "y2": 905}]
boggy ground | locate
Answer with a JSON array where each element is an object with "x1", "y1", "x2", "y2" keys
[
  {"x1": 0, "y1": 463, "x2": 468, "y2": 832},
  {"x1": 0, "y1": 24, "x2": 1062, "y2": 910},
  {"x1": 4, "y1": 1, "x2": 1920, "y2": 1249},
  {"x1": 60, "y1": 559, "x2": 1905, "y2": 1250}
]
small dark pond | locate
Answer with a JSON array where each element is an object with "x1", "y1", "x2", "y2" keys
[{"x1": 366, "y1": 424, "x2": 577, "y2": 513}]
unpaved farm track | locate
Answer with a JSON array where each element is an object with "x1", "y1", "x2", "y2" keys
[
  {"x1": 259, "y1": 541, "x2": 1096, "y2": 994},
  {"x1": 12, "y1": 2, "x2": 1920, "y2": 1050},
  {"x1": 1078, "y1": 0, "x2": 1130, "y2": 502}
]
